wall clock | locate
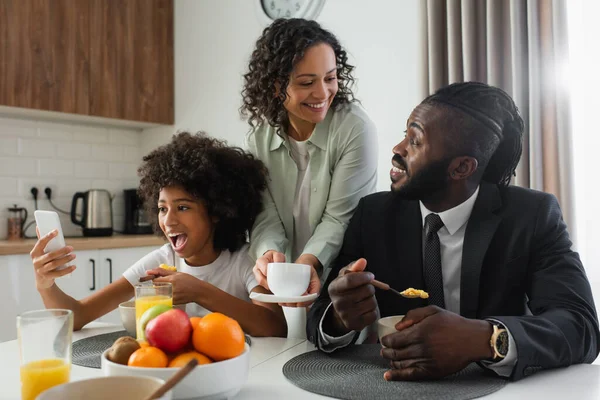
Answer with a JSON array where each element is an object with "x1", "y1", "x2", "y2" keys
[{"x1": 257, "y1": 0, "x2": 326, "y2": 24}]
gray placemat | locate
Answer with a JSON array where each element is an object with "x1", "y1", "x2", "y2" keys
[
  {"x1": 282, "y1": 345, "x2": 507, "y2": 400},
  {"x1": 73, "y1": 330, "x2": 252, "y2": 369}
]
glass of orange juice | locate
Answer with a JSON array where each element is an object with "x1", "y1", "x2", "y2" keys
[
  {"x1": 135, "y1": 282, "x2": 173, "y2": 339},
  {"x1": 17, "y1": 309, "x2": 73, "y2": 400}
]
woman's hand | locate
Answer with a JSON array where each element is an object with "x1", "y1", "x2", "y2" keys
[
  {"x1": 253, "y1": 250, "x2": 286, "y2": 291},
  {"x1": 279, "y1": 254, "x2": 322, "y2": 308},
  {"x1": 148, "y1": 268, "x2": 205, "y2": 305},
  {"x1": 30, "y1": 229, "x2": 76, "y2": 290}
]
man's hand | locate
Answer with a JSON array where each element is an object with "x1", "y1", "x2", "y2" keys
[
  {"x1": 380, "y1": 306, "x2": 494, "y2": 381},
  {"x1": 148, "y1": 268, "x2": 205, "y2": 305},
  {"x1": 325, "y1": 258, "x2": 378, "y2": 335}
]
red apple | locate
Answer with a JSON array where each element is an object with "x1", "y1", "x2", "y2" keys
[{"x1": 145, "y1": 309, "x2": 192, "y2": 353}]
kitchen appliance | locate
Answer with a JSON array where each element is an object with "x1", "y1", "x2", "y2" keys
[
  {"x1": 123, "y1": 189, "x2": 153, "y2": 234},
  {"x1": 71, "y1": 189, "x2": 113, "y2": 237},
  {"x1": 7, "y1": 204, "x2": 27, "y2": 241}
]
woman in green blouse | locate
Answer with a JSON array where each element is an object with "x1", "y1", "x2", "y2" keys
[{"x1": 241, "y1": 18, "x2": 378, "y2": 305}]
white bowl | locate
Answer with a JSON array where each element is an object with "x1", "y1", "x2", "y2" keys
[
  {"x1": 101, "y1": 343, "x2": 250, "y2": 399},
  {"x1": 267, "y1": 262, "x2": 311, "y2": 296},
  {"x1": 377, "y1": 315, "x2": 405, "y2": 346},
  {"x1": 119, "y1": 301, "x2": 187, "y2": 337},
  {"x1": 37, "y1": 376, "x2": 171, "y2": 400}
]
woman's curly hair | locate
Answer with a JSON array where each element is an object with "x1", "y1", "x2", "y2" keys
[
  {"x1": 137, "y1": 131, "x2": 269, "y2": 252},
  {"x1": 240, "y1": 18, "x2": 356, "y2": 135}
]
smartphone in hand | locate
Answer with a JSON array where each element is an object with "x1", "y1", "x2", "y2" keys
[{"x1": 34, "y1": 210, "x2": 74, "y2": 271}]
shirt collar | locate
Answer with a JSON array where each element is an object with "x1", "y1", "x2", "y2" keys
[
  {"x1": 419, "y1": 186, "x2": 480, "y2": 235},
  {"x1": 268, "y1": 109, "x2": 333, "y2": 152}
]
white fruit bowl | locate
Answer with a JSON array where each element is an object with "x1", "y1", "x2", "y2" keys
[{"x1": 101, "y1": 343, "x2": 250, "y2": 400}]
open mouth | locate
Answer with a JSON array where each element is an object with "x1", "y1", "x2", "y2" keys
[{"x1": 167, "y1": 233, "x2": 188, "y2": 252}]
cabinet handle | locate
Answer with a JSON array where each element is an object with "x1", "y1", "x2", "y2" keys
[
  {"x1": 90, "y1": 259, "x2": 96, "y2": 291},
  {"x1": 106, "y1": 258, "x2": 113, "y2": 284}
]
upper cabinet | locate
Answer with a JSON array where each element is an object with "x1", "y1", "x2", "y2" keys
[
  {"x1": 0, "y1": 0, "x2": 174, "y2": 125},
  {"x1": 0, "y1": 1, "x2": 91, "y2": 115},
  {"x1": 89, "y1": 0, "x2": 174, "y2": 124}
]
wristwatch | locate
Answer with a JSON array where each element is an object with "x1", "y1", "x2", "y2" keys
[{"x1": 490, "y1": 323, "x2": 508, "y2": 360}]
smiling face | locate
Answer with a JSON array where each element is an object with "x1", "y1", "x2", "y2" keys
[
  {"x1": 157, "y1": 185, "x2": 218, "y2": 266},
  {"x1": 283, "y1": 43, "x2": 338, "y2": 133},
  {"x1": 390, "y1": 104, "x2": 454, "y2": 200}
]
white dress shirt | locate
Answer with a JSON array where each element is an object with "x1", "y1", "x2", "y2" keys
[
  {"x1": 318, "y1": 186, "x2": 517, "y2": 377},
  {"x1": 288, "y1": 137, "x2": 312, "y2": 261}
]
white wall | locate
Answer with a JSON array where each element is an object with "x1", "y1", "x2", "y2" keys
[
  {"x1": 143, "y1": 0, "x2": 427, "y2": 191},
  {"x1": 0, "y1": 116, "x2": 142, "y2": 239}
]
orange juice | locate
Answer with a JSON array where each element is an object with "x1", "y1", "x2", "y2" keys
[
  {"x1": 135, "y1": 295, "x2": 173, "y2": 339},
  {"x1": 20, "y1": 358, "x2": 70, "y2": 400}
]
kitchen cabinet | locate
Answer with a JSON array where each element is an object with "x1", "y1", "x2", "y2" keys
[
  {"x1": 0, "y1": 0, "x2": 174, "y2": 124},
  {"x1": 57, "y1": 246, "x2": 159, "y2": 324},
  {"x1": 0, "y1": 246, "x2": 160, "y2": 342},
  {"x1": 89, "y1": 0, "x2": 174, "y2": 124},
  {"x1": 0, "y1": 0, "x2": 90, "y2": 115}
]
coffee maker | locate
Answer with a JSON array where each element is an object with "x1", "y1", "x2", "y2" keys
[{"x1": 123, "y1": 189, "x2": 153, "y2": 234}]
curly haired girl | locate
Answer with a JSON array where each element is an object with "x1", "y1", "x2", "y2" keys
[
  {"x1": 241, "y1": 18, "x2": 378, "y2": 305},
  {"x1": 30, "y1": 132, "x2": 287, "y2": 337}
]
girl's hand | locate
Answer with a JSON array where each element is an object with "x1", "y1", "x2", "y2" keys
[
  {"x1": 148, "y1": 268, "x2": 205, "y2": 305},
  {"x1": 253, "y1": 250, "x2": 286, "y2": 291},
  {"x1": 30, "y1": 229, "x2": 77, "y2": 290}
]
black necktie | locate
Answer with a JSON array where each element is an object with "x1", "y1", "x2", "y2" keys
[{"x1": 423, "y1": 213, "x2": 445, "y2": 308}]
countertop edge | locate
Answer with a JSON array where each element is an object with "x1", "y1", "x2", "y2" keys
[{"x1": 0, "y1": 235, "x2": 166, "y2": 256}]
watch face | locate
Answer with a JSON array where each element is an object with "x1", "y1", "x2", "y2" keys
[{"x1": 496, "y1": 330, "x2": 509, "y2": 356}]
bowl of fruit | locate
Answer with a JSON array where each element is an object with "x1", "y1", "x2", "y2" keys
[{"x1": 102, "y1": 309, "x2": 250, "y2": 400}]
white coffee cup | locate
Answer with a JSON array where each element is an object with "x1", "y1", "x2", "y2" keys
[
  {"x1": 377, "y1": 315, "x2": 405, "y2": 346},
  {"x1": 267, "y1": 262, "x2": 311, "y2": 297}
]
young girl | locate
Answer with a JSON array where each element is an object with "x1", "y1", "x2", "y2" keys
[{"x1": 30, "y1": 132, "x2": 287, "y2": 337}]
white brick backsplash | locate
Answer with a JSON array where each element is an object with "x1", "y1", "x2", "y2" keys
[
  {"x1": 38, "y1": 159, "x2": 74, "y2": 177},
  {"x1": 0, "y1": 137, "x2": 18, "y2": 155},
  {"x1": 0, "y1": 117, "x2": 37, "y2": 137},
  {"x1": 54, "y1": 179, "x2": 92, "y2": 197},
  {"x1": 0, "y1": 117, "x2": 141, "y2": 239},
  {"x1": 38, "y1": 122, "x2": 75, "y2": 141},
  {"x1": 75, "y1": 161, "x2": 109, "y2": 178},
  {"x1": 122, "y1": 146, "x2": 141, "y2": 163},
  {"x1": 109, "y1": 129, "x2": 141, "y2": 146},
  {"x1": 109, "y1": 163, "x2": 138, "y2": 179},
  {"x1": 73, "y1": 127, "x2": 109, "y2": 144},
  {"x1": 56, "y1": 142, "x2": 92, "y2": 160},
  {"x1": 0, "y1": 157, "x2": 37, "y2": 176},
  {"x1": 0, "y1": 177, "x2": 18, "y2": 196},
  {"x1": 19, "y1": 138, "x2": 56, "y2": 158},
  {"x1": 92, "y1": 144, "x2": 125, "y2": 162}
]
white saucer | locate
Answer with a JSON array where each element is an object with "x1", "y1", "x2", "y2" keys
[{"x1": 249, "y1": 292, "x2": 318, "y2": 303}]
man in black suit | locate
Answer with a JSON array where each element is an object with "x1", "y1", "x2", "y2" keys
[{"x1": 306, "y1": 82, "x2": 600, "y2": 381}]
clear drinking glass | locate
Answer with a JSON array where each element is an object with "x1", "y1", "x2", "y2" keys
[
  {"x1": 17, "y1": 309, "x2": 73, "y2": 400},
  {"x1": 135, "y1": 282, "x2": 173, "y2": 339}
]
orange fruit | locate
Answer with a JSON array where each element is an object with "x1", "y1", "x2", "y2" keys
[
  {"x1": 190, "y1": 317, "x2": 202, "y2": 329},
  {"x1": 138, "y1": 341, "x2": 150, "y2": 348},
  {"x1": 192, "y1": 313, "x2": 245, "y2": 361},
  {"x1": 127, "y1": 346, "x2": 168, "y2": 368},
  {"x1": 168, "y1": 351, "x2": 212, "y2": 367}
]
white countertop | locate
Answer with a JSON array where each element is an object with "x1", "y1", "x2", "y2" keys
[{"x1": 1, "y1": 323, "x2": 599, "y2": 399}]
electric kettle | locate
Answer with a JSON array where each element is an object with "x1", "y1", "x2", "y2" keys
[{"x1": 71, "y1": 189, "x2": 113, "y2": 237}]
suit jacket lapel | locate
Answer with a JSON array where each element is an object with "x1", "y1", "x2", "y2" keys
[
  {"x1": 460, "y1": 183, "x2": 502, "y2": 318},
  {"x1": 392, "y1": 200, "x2": 425, "y2": 292}
]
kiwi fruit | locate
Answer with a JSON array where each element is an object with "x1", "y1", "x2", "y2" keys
[{"x1": 107, "y1": 336, "x2": 141, "y2": 365}]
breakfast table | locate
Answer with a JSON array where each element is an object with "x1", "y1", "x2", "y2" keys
[{"x1": 0, "y1": 323, "x2": 599, "y2": 399}]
